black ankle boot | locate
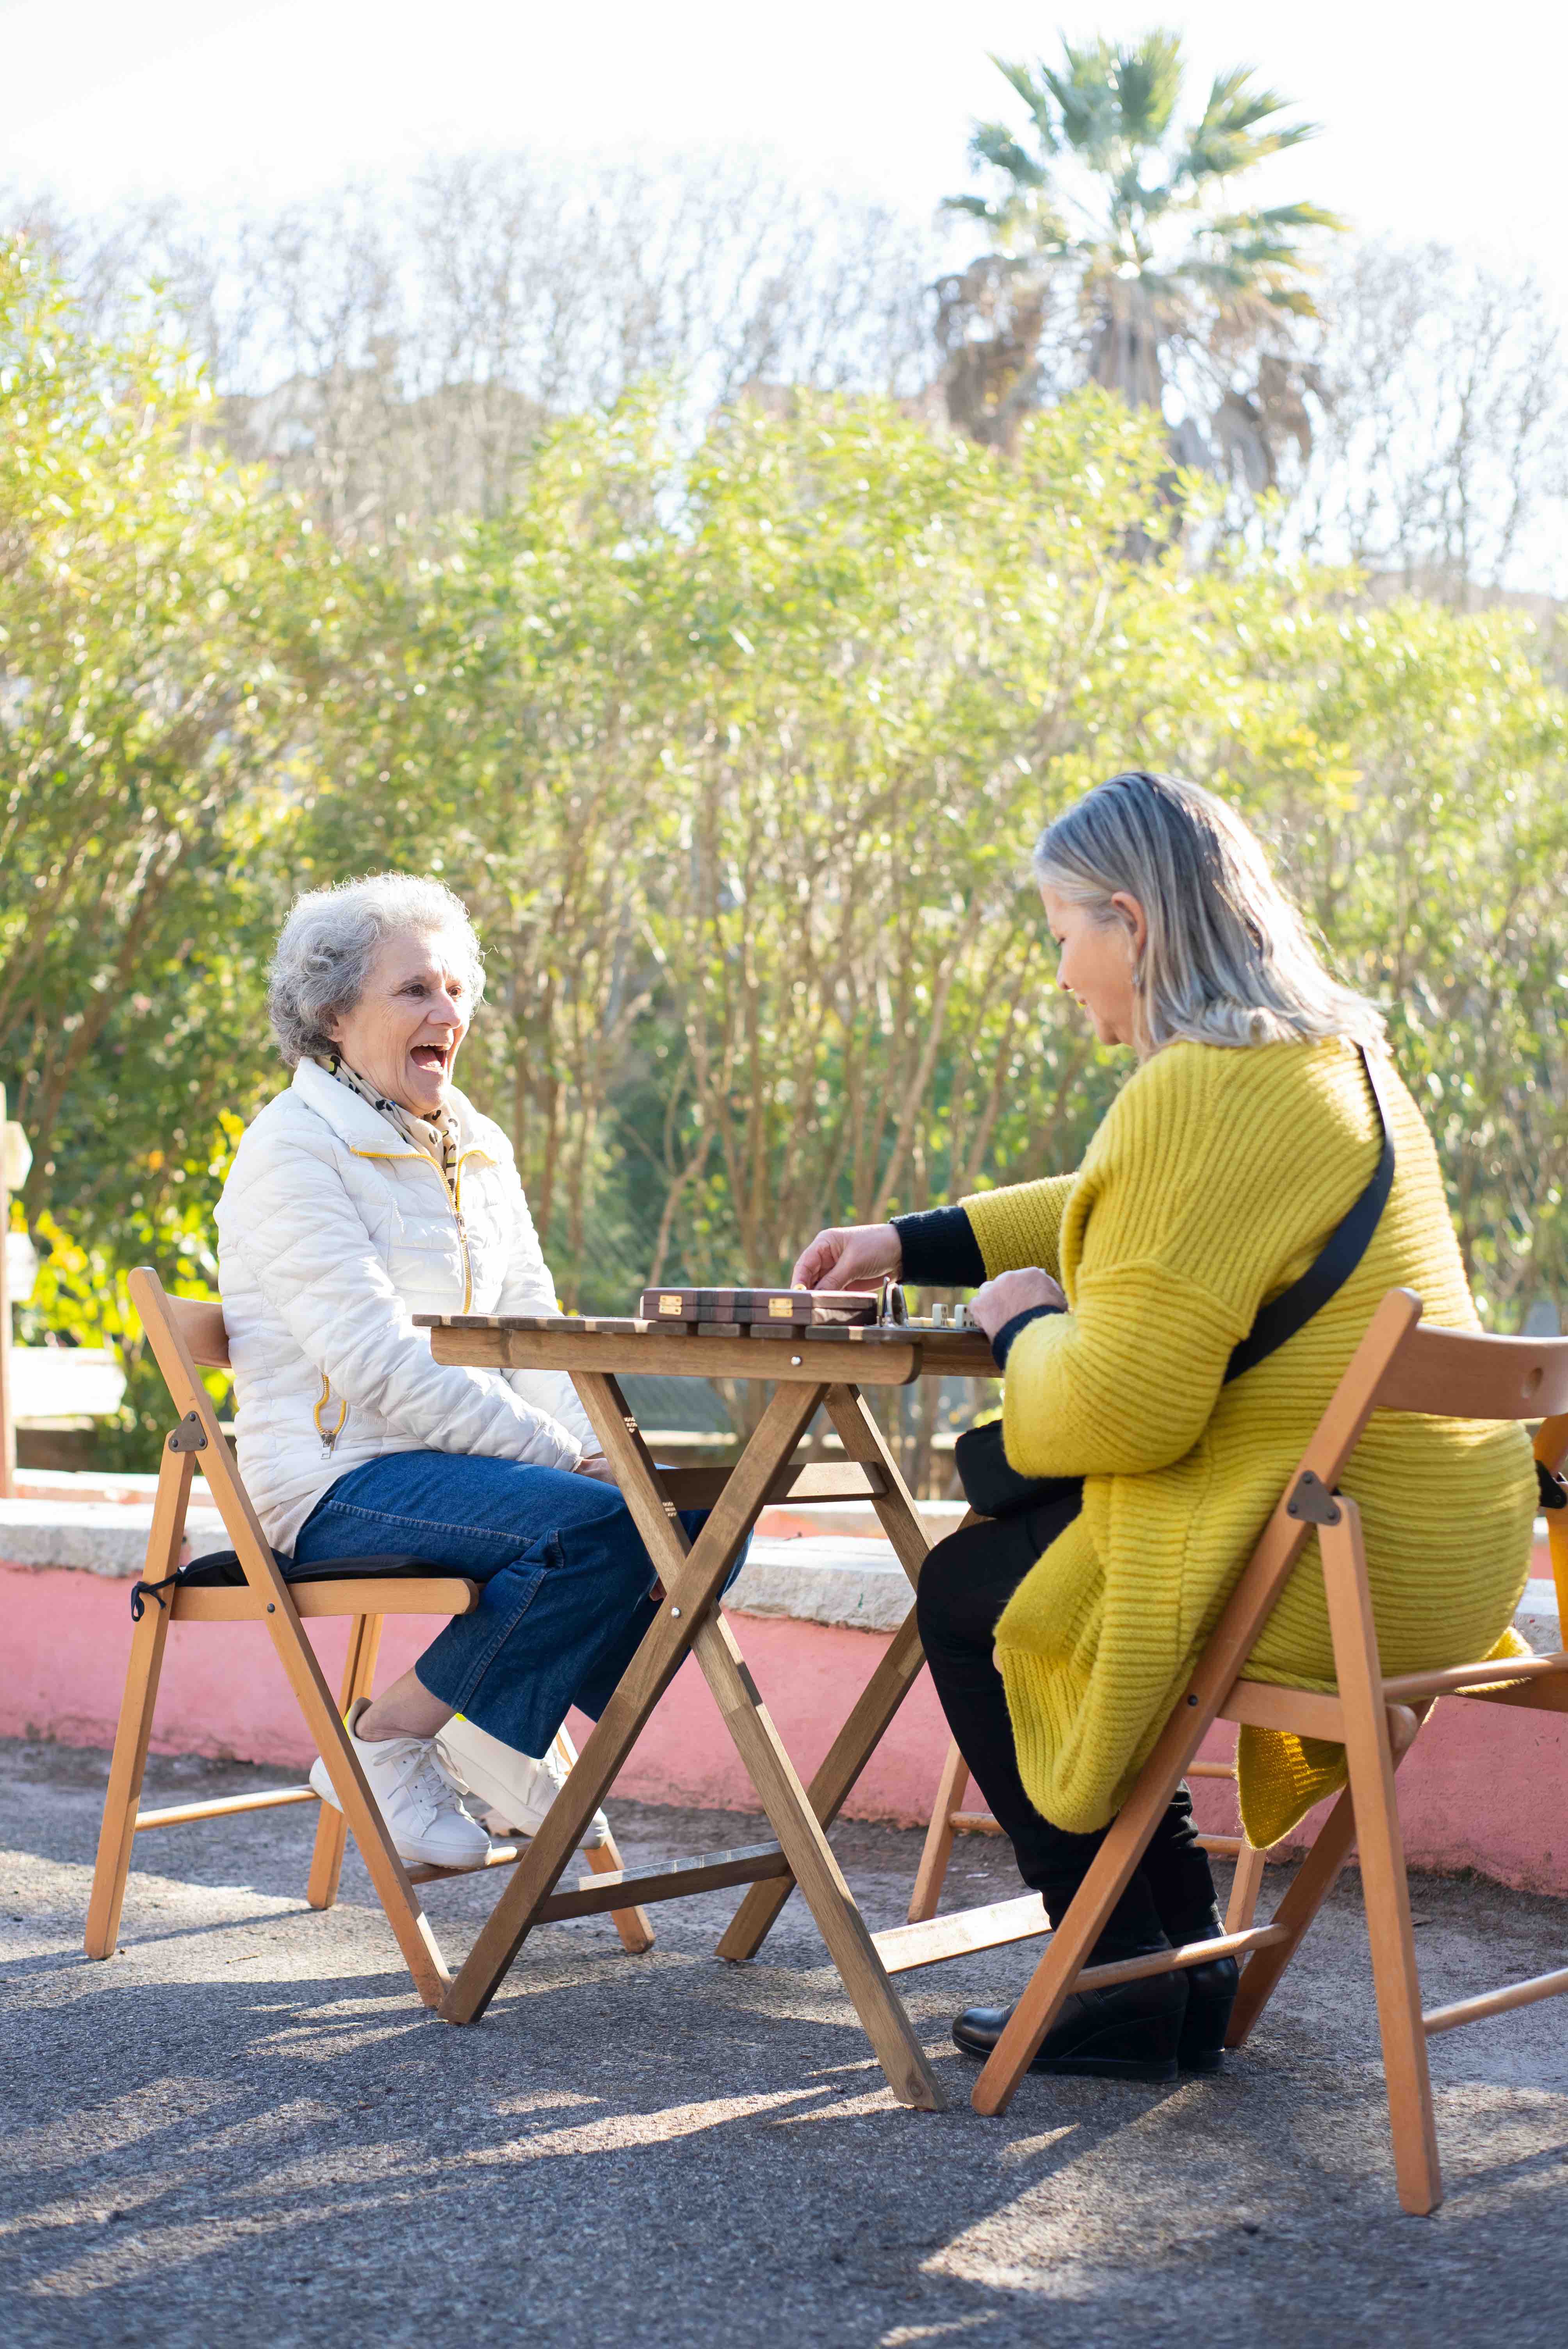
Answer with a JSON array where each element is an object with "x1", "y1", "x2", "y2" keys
[
  {"x1": 953, "y1": 1966, "x2": 1189, "y2": 2084},
  {"x1": 1178, "y1": 1954, "x2": 1239, "y2": 2073}
]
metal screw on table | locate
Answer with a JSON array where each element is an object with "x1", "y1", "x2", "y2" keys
[
  {"x1": 790, "y1": 1355, "x2": 802, "y2": 1366},
  {"x1": 670, "y1": 1605, "x2": 682, "y2": 1618}
]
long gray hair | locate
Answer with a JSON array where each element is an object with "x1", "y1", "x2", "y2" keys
[{"x1": 1034, "y1": 771, "x2": 1384, "y2": 1056}]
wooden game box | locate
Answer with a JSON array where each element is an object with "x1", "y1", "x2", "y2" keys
[{"x1": 637, "y1": 1286, "x2": 878, "y2": 1330}]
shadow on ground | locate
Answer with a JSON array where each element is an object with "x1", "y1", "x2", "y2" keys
[{"x1": 2, "y1": 1736, "x2": 1566, "y2": 2347}]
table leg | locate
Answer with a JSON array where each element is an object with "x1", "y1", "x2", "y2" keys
[
  {"x1": 440, "y1": 1371, "x2": 944, "y2": 2108},
  {"x1": 823, "y1": 1386, "x2": 932, "y2": 1588},
  {"x1": 716, "y1": 1606, "x2": 926, "y2": 1962},
  {"x1": 438, "y1": 1379, "x2": 824, "y2": 2025},
  {"x1": 717, "y1": 1384, "x2": 936, "y2": 1962},
  {"x1": 695, "y1": 1609, "x2": 944, "y2": 2111}
]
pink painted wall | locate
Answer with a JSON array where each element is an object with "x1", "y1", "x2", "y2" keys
[
  {"x1": 0, "y1": 1561, "x2": 957, "y2": 1818},
  {"x1": 4, "y1": 1551, "x2": 1566, "y2": 1895}
]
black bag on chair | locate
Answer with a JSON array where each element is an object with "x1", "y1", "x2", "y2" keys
[
  {"x1": 953, "y1": 1422, "x2": 1080, "y2": 1521},
  {"x1": 956, "y1": 1046, "x2": 1397, "y2": 1521}
]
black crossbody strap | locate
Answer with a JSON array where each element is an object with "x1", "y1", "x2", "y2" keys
[{"x1": 1223, "y1": 1046, "x2": 1396, "y2": 1387}]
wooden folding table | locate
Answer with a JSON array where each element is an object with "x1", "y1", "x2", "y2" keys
[{"x1": 413, "y1": 1307, "x2": 999, "y2": 2107}]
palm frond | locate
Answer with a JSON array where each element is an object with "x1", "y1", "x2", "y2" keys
[
  {"x1": 1199, "y1": 68, "x2": 1301, "y2": 137},
  {"x1": 968, "y1": 120, "x2": 1049, "y2": 189},
  {"x1": 987, "y1": 55, "x2": 1061, "y2": 154},
  {"x1": 1181, "y1": 65, "x2": 1322, "y2": 183},
  {"x1": 1041, "y1": 40, "x2": 1124, "y2": 163},
  {"x1": 1244, "y1": 201, "x2": 1351, "y2": 235},
  {"x1": 1110, "y1": 29, "x2": 1185, "y2": 144}
]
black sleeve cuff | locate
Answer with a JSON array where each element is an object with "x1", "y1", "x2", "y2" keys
[
  {"x1": 891, "y1": 1205, "x2": 986, "y2": 1289},
  {"x1": 991, "y1": 1302, "x2": 1064, "y2": 1371}
]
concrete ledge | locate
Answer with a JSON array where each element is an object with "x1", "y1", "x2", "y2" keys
[
  {"x1": 728, "y1": 1540, "x2": 917, "y2": 1632},
  {"x1": 0, "y1": 1497, "x2": 228, "y2": 1575},
  {"x1": 2, "y1": 1492, "x2": 1555, "y2": 1641}
]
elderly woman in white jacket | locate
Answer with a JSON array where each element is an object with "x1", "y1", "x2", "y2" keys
[{"x1": 216, "y1": 873, "x2": 695, "y2": 1870}]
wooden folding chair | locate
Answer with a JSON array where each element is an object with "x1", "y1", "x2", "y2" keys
[
  {"x1": 965, "y1": 1287, "x2": 1568, "y2": 2216},
  {"x1": 85, "y1": 1269, "x2": 652, "y2": 2007},
  {"x1": 907, "y1": 1728, "x2": 1268, "y2": 1937}
]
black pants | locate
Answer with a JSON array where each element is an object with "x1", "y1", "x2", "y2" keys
[{"x1": 916, "y1": 1490, "x2": 1220, "y2": 1961}]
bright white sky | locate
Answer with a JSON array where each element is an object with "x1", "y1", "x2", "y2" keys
[{"x1": 2, "y1": 0, "x2": 1564, "y2": 303}]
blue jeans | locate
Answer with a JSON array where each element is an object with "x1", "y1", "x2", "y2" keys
[{"x1": 292, "y1": 1450, "x2": 712, "y2": 1759}]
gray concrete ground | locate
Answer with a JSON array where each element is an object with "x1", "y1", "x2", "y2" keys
[{"x1": 3, "y1": 1736, "x2": 1567, "y2": 2349}]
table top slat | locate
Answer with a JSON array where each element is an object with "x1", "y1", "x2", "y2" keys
[{"x1": 416, "y1": 1310, "x2": 996, "y2": 1384}]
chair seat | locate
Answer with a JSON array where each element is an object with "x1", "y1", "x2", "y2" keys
[{"x1": 180, "y1": 1549, "x2": 445, "y2": 1587}]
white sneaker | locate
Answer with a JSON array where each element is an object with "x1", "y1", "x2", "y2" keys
[
  {"x1": 435, "y1": 1714, "x2": 611, "y2": 1850},
  {"x1": 310, "y1": 1698, "x2": 492, "y2": 1870}
]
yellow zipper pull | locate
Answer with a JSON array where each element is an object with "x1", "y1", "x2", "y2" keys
[{"x1": 315, "y1": 1373, "x2": 347, "y2": 1456}]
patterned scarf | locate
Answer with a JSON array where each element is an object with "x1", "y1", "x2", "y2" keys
[{"x1": 321, "y1": 1053, "x2": 461, "y2": 1192}]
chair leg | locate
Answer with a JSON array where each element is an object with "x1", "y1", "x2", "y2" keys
[
  {"x1": 306, "y1": 1613, "x2": 383, "y2": 1911},
  {"x1": 85, "y1": 1451, "x2": 191, "y2": 1960},
  {"x1": 908, "y1": 1740, "x2": 969, "y2": 1923},
  {"x1": 1226, "y1": 1702, "x2": 1428, "y2": 2048},
  {"x1": 1224, "y1": 1836, "x2": 1267, "y2": 1936},
  {"x1": 1228, "y1": 1785, "x2": 1359, "y2": 2046},
  {"x1": 86, "y1": 1602, "x2": 172, "y2": 1959},
  {"x1": 1321, "y1": 1502, "x2": 1443, "y2": 2217}
]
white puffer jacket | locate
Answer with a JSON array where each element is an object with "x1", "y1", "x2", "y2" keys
[{"x1": 215, "y1": 1059, "x2": 594, "y2": 1551}]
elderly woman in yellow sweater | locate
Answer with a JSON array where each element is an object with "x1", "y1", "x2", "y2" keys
[{"x1": 793, "y1": 771, "x2": 1534, "y2": 2085}]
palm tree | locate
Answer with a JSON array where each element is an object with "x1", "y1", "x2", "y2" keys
[{"x1": 937, "y1": 30, "x2": 1344, "y2": 482}]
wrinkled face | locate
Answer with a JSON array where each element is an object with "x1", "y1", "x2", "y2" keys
[
  {"x1": 328, "y1": 929, "x2": 473, "y2": 1117},
  {"x1": 1040, "y1": 882, "x2": 1146, "y2": 1050}
]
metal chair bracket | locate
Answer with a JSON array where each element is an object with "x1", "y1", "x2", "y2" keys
[
  {"x1": 1286, "y1": 1469, "x2": 1341, "y2": 1525},
  {"x1": 167, "y1": 1412, "x2": 208, "y2": 1454}
]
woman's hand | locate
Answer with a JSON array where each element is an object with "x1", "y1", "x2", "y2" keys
[
  {"x1": 790, "y1": 1222, "x2": 903, "y2": 1292},
  {"x1": 572, "y1": 1453, "x2": 619, "y2": 1484},
  {"x1": 970, "y1": 1269, "x2": 1067, "y2": 1342}
]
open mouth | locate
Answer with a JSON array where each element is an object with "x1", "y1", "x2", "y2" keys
[{"x1": 411, "y1": 1044, "x2": 451, "y2": 1076}]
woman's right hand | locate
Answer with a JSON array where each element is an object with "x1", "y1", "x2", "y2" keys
[{"x1": 790, "y1": 1222, "x2": 903, "y2": 1293}]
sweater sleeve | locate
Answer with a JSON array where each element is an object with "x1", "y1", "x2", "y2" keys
[
  {"x1": 999, "y1": 1262, "x2": 1245, "y2": 1478},
  {"x1": 891, "y1": 1205, "x2": 985, "y2": 1287},
  {"x1": 961, "y1": 1173, "x2": 1078, "y2": 1281}
]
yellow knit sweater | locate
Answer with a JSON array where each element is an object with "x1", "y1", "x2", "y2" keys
[{"x1": 964, "y1": 1036, "x2": 1534, "y2": 1848}]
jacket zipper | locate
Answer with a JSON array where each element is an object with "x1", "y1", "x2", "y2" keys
[
  {"x1": 347, "y1": 1141, "x2": 492, "y2": 1317},
  {"x1": 314, "y1": 1139, "x2": 492, "y2": 1452},
  {"x1": 314, "y1": 1372, "x2": 348, "y2": 1455}
]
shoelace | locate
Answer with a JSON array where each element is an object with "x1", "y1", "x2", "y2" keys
[{"x1": 372, "y1": 1735, "x2": 471, "y2": 1831}]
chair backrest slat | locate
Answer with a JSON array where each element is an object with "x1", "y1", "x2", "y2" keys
[
  {"x1": 166, "y1": 1293, "x2": 230, "y2": 1371},
  {"x1": 128, "y1": 1267, "x2": 279, "y2": 1584},
  {"x1": 1374, "y1": 1322, "x2": 1568, "y2": 1421}
]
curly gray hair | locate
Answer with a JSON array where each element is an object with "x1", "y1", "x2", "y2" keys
[{"x1": 266, "y1": 873, "x2": 486, "y2": 1069}]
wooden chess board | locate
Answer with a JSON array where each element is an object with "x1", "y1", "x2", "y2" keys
[{"x1": 638, "y1": 1285, "x2": 876, "y2": 1329}]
